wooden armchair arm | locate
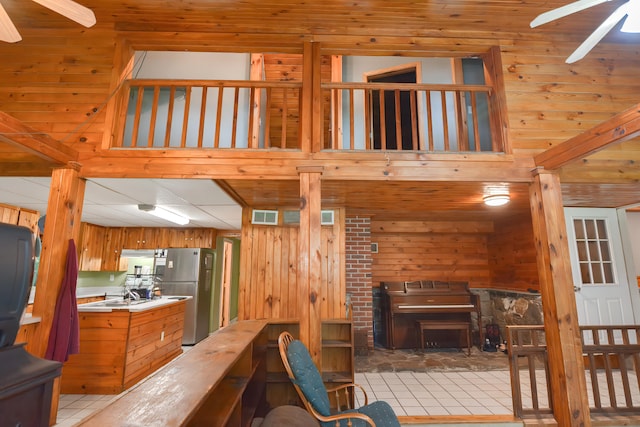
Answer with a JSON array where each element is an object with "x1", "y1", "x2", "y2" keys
[{"x1": 325, "y1": 382, "x2": 369, "y2": 409}]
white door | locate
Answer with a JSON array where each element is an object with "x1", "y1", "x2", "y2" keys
[{"x1": 564, "y1": 208, "x2": 637, "y2": 332}]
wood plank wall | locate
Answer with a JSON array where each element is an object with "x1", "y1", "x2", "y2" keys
[
  {"x1": 0, "y1": 29, "x2": 116, "y2": 165},
  {"x1": 487, "y1": 212, "x2": 540, "y2": 292},
  {"x1": 371, "y1": 218, "x2": 540, "y2": 292},
  {"x1": 263, "y1": 53, "x2": 333, "y2": 149},
  {"x1": 371, "y1": 220, "x2": 493, "y2": 288},
  {"x1": 239, "y1": 208, "x2": 346, "y2": 320}
]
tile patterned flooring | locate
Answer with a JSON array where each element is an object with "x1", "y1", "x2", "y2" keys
[
  {"x1": 354, "y1": 370, "x2": 514, "y2": 417},
  {"x1": 54, "y1": 394, "x2": 122, "y2": 427}
]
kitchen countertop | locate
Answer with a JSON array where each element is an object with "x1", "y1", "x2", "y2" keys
[
  {"x1": 29, "y1": 286, "x2": 126, "y2": 304},
  {"x1": 20, "y1": 313, "x2": 41, "y2": 325},
  {"x1": 77, "y1": 295, "x2": 192, "y2": 313}
]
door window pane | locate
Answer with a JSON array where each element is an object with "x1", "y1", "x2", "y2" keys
[{"x1": 572, "y1": 218, "x2": 615, "y2": 285}]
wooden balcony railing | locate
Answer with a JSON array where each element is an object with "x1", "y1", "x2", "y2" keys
[
  {"x1": 113, "y1": 79, "x2": 502, "y2": 153},
  {"x1": 321, "y1": 82, "x2": 499, "y2": 152},
  {"x1": 507, "y1": 325, "x2": 640, "y2": 420}
]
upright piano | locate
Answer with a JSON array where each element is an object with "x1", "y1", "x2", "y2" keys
[{"x1": 380, "y1": 280, "x2": 482, "y2": 350}]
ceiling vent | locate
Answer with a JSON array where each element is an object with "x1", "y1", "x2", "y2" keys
[{"x1": 252, "y1": 209, "x2": 278, "y2": 225}]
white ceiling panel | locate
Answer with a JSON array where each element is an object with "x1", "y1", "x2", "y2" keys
[{"x1": 0, "y1": 177, "x2": 242, "y2": 229}]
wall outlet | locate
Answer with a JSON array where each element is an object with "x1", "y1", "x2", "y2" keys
[
  {"x1": 109, "y1": 274, "x2": 114, "y2": 282},
  {"x1": 160, "y1": 331, "x2": 165, "y2": 341}
]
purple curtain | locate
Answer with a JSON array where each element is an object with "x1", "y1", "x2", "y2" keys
[{"x1": 45, "y1": 239, "x2": 80, "y2": 362}]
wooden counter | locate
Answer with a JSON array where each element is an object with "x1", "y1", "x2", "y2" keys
[
  {"x1": 60, "y1": 298, "x2": 187, "y2": 394},
  {"x1": 77, "y1": 320, "x2": 268, "y2": 427}
]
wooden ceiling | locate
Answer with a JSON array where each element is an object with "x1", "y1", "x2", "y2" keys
[
  {"x1": 1, "y1": 0, "x2": 639, "y2": 225},
  {"x1": 225, "y1": 178, "x2": 640, "y2": 222}
]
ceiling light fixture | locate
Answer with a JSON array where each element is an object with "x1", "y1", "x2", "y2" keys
[
  {"x1": 483, "y1": 194, "x2": 510, "y2": 207},
  {"x1": 138, "y1": 204, "x2": 189, "y2": 225}
]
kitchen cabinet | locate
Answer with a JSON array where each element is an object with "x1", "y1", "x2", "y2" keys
[
  {"x1": 78, "y1": 223, "x2": 106, "y2": 271},
  {"x1": 102, "y1": 227, "x2": 127, "y2": 271},
  {"x1": 61, "y1": 299, "x2": 187, "y2": 394},
  {"x1": 123, "y1": 227, "x2": 158, "y2": 249},
  {"x1": 0, "y1": 203, "x2": 40, "y2": 233},
  {"x1": 165, "y1": 228, "x2": 215, "y2": 248},
  {"x1": 78, "y1": 222, "x2": 218, "y2": 271}
]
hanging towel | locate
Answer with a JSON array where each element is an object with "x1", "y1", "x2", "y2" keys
[{"x1": 45, "y1": 239, "x2": 80, "y2": 362}]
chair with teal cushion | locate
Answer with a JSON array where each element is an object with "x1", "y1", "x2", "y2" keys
[{"x1": 278, "y1": 331, "x2": 401, "y2": 427}]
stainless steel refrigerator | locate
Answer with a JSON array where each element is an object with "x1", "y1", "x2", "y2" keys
[{"x1": 161, "y1": 248, "x2": 215, "y2": 345}]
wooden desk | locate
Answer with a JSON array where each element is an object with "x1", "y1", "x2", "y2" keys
[{"x1": 415, "y1": 320, "x2": 471, "y2": 356}]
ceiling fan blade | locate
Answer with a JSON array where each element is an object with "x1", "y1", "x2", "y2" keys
[
  {"x1": 531, "y1": 0, "x2": 611, "y2": 27},
  {"x1": 566, "y1": 2, "x2": 631, "y2": 63},
  {"x1": 32, "y1": 0, "x2": 96, "y2": 28},
  {"x1": 0, "y1": 3, "x2": 21, "y2": 42}
]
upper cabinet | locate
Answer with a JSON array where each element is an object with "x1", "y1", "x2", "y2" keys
[
  {"x1": 78, "y1": 223, "x2": 106, "y2": 271},
  {"x1": 102, "y1": 227, "x2": 128, "y2": 272},
  {"x1": 123, "y1": 227, "x2": 158, "y2": 249},
  {"x1": 165, "y1": 228, "x2": 216, "y2": 248},
  {"x1": 78, "y1": 224, "x2": 217, "y2": 271},
  {"x1": 0, "y1": 203, "x2": 40, "y2": 234}
]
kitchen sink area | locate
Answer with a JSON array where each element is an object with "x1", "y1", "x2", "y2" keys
[{"x1": 77, "y1": 295, "x2": 192, "y2": 312}]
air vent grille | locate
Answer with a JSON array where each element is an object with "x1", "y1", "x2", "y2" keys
[{"x1": 252, "y1": 210, "x2": 278, "y2": 225}]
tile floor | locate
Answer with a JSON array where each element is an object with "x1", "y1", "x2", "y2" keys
[
  {"x1": 354, "y1": 370, "x2": 514, "y2": 417},
  {"x1": 54, "y1": 393, "x2": 122, "y2": 427}
]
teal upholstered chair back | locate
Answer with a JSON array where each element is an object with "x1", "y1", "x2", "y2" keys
[{"x1": 286, "y1": 339, "x2": 332, "y2": 416}]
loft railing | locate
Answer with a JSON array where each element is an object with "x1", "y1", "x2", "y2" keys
[
  {"x1": 507, "y1": 325, "x2": 640, "y2": 420},
  {"x1": 321, "y1": 82, "x2": 499, "y2": 152},
  {"x1": 112, "y1": 79, "x2": 302, "y2": 150},
  {"x1": 113, "y1": 79, "x2": 502, "y2": 153}
]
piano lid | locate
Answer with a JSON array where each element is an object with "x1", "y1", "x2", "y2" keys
[{"x1": 382, "y1": 280, "x2": 471, "y2": 294}]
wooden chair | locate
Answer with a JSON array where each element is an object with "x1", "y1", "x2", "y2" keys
[{"x1": 278, "y1": 331, "x2": 401, "y2": 427}]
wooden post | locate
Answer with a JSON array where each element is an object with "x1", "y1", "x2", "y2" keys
[
  {"x1": 300, "y1": 42, "x2": 318, "y2": 153},
  {"x1": 529, "y1": 168, "x2": 590, "y2": 426},
  {"x1": 249, "y1": 53, "x2": 264, "y2": 148},
  {"x1": 28, "y1": 167, "x2": 84, "y2": 426},
  {"x1": 30, "y1": 167, "x2": 85, "y2": 356},
  {"x1": 298, "y1": 167, "x2": 323, "y2": 368}
]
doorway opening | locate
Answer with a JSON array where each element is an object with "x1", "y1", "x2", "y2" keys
[
  {"x1": 365, "y1": 63, "x2": 421, "y2": 151},
  {"x1": 218, "y1": 239, "x2": 234, "y2": 328}
]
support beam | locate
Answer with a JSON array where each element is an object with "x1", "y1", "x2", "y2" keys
[
  {"x1": 0, "y1": 112, "x2": 79, "y2": 165},
  {"x1": 30, "y1": 168, "x2": 85, "y2": 357},
  {"x1": 529, "y1": 169, "x2": 590, "y2": 426},
  {"x1": 535, "y1": 103, "x2": 640, "y2": 170},
  {"x1": 297, "y1": 166, "x2": 323, "y2": 367}
]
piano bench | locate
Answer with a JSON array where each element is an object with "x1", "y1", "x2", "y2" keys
[{"x1": 415, "y1": 320, "x2": 471, "y2": 356}]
